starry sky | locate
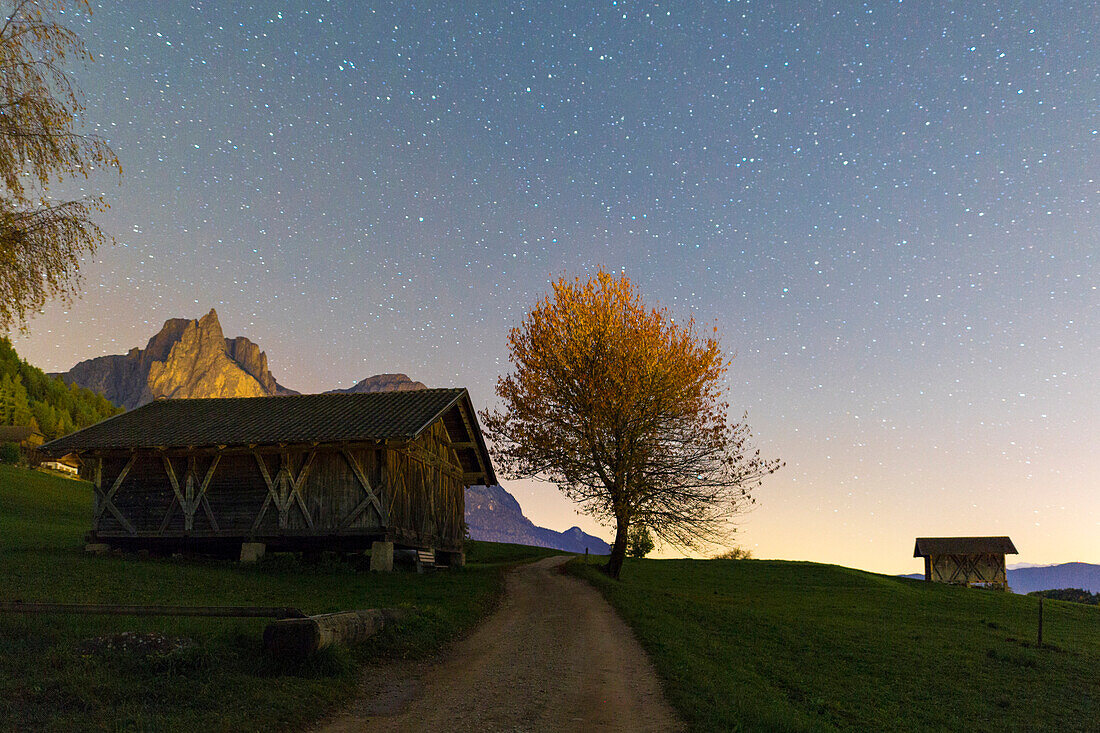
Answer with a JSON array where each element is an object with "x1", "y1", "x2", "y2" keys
[{"x1": 12, "y1": 1, "x2": 1098, "y2": 573}]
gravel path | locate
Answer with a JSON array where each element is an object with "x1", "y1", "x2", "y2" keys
[{"x1": 318, "y1": 555, "x2": 683, "y2": 732}]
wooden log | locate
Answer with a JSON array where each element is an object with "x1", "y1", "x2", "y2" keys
[
  {"x1": 0, "y1": 601, "x2": 305, "y2": 618},
  {"x1": 263, "y1": 608, "x2": 406, "y2": 657}
]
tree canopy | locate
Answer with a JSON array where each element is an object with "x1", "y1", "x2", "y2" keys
[
  {"x1": 0, "y1": 0, "x2": 119, "y2": 331},
  {"x1": 482, "y1": 269, "x2": 781, "y2": 578},
  {"x1": 0, "y1": 336, "x2": 120, "y2": 440}
]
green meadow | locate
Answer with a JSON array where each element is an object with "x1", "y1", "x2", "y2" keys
[
  {"x1": 6, "y1": 463, "x2": 1098, "y2": 732},
  {"x1": 0, "y1": 465, "x2": 554, "y2": 732},
  {"x1": 573, "y1": 558, "x2": 1100, "y2": 731}
]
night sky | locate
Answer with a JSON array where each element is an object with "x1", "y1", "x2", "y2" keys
[{"x1": 13, "y1": 1, "x2": 1098, "y2": 573}]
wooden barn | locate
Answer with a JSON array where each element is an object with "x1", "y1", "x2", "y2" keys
[
  {"x1": 913, "y1": 536, "x2": 1017, "y2": 590},
  {"x1": 42, "y1": 390, "x2": 496, "y2": 568}
]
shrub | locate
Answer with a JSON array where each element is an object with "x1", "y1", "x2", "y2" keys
[
  {"x1": 712, "y1": 546, "x2": 753, "y2": 560},
  {"x1": 0, "y1": 442, "x2": 20, "y2": 465},
  {"x1": 627, "y1": 525, "x2": 655, "y2": 558}
]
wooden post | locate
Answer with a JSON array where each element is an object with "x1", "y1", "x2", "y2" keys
[{"x1": 1037, "y1": 597, "x2": 1044, "y2": 648}]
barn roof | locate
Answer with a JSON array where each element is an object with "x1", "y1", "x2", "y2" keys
[
  {"x1": 0, "y1": 425, "x2": 42, "y2": 443},
  {"x1": 913, "y1": 536, "x2": 1017, "y2": 557},
  {"x1": 42, "y1": 389, "x2": 496, "y2": 484}
]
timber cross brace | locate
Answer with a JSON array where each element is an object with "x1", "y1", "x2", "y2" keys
[
  {"x1": 338, "y1": 449, "x2": 389, "y2": 529},
  {"x1": 160, "y1": 454, "x2": 221, "y2": 532},
  {"x1": 93, "y1": 456, "x2": 137, "y2": 536},
  {"x1": 252, "y1": 451, "x2": 317, "y2": 532}
]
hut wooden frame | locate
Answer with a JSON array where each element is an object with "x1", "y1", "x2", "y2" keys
[
  {"x1": 914, "y1": 537, "x2": 1017, "y2": 591},
  {"x1": 50, "y1": 391, "x2": 494, "y2": 558}
]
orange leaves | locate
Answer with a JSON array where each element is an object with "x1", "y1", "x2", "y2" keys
[
  {"x1": 482, "y1": 268, "x2": 782, "y2": 576},
  {"x1": 504, "y1": 270, "x2": 726, "y2": 433}
]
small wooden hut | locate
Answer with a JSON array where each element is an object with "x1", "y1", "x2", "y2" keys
[
  {"x1": 0, "y1": 425, "x2": 45, "y2": 448},
  {"x1": 913, "y1": 536, "x2": 1017, "y2": 590},
  {"x1": 42, "y1": 390, "x2": 496, "y2": 567}
]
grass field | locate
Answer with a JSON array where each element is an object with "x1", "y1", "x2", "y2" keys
[
  {"x1": 574, "y1": 557, "x2": 1100, "y2": 732},
  {"x1": 0, "y1": 465, "x2": 555, "y2": 732}
]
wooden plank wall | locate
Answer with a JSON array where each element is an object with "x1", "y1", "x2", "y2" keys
[{"x1": 88, "y1": 417, "x2": 466, "y2": 550}]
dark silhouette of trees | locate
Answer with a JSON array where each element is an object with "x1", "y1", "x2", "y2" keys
[{"x1": 0, "y1": 337, "x2": 119, "y2": 438}]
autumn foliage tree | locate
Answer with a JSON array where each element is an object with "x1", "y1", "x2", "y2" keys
[
  {"x1": 482, "y1": 270, "x2": 782, "y2": 578},
  {"x1": 0, "y1": 0, "x2": 119, "y2": 331}
]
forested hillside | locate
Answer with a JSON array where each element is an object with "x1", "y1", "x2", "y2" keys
[{"x1": 0, "y1": 339, "x2": 121, "y2": 440}]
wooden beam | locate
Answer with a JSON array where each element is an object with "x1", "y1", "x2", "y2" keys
[
  {"x1": 94, "y1": 455, "x2": 137, "y2": 536},
  {"x1": 455, "y1": 401, "x2": 490, "y2": 481},
  {"x1": 251, "y1": 453, "x2": 277, "y2": 533},
  {"x1": 403, "y1": 442, "x2": 464, "y2": 481},
  {"x1": 287, "y1": 451, "x2": 316, "y2": 531},
  {"x1": 196, "y1": 453, "x2": 221, "y2": 532},
  {"x1": 340, "y1": 449, "x2": 387, "y2": 528}
]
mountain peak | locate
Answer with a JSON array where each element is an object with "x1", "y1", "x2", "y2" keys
[
  {"x1": 326, "y1": 373, "x2": 428, "y2": 394},
  {"x1": 59, "y1": 309, "x2": 292, "y2": 408}
]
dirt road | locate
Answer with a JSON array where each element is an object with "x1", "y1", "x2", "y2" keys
[{"x1": 318, "y1": 555, "x2": 682, "y2": 732}]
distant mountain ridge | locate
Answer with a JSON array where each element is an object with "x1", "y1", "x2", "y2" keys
[
  {"x1": 465, "y1": 484, "x2": 610, "y2": 554},
  {"x1": 900, "y1": 562, "x2": 1100, "y2": 594},
  {"x1": 326, "y1": 374, "x2": 427, "y2": 394}
]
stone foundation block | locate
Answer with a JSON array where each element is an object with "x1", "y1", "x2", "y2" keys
[
  {"x1": 369, "y1": 541, "x2": 394, "y2": 572},
  {"x1": 240, "y1": 542, "x2": 266, "y2": 563}
]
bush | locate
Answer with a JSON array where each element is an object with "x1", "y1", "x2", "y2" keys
[
  {"x1": 0, "y1": 442, "x2": 20, "y2": 464},
  {"x1": 712, "y1": 546, "x2": 753, "y2": 560},
  {"x1": 627, "y1": 525, "x2": 654, "y2": 558}
]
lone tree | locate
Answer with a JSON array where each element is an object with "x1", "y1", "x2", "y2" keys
[
  {"x1": 0, "y1": 0, "x2": 119, "y2": 331},
  {"x1": 482, "y1": 270, "x2": 782, "y2": 578}
]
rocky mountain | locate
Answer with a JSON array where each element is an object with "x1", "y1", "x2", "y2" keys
[
  {"x1": 465, "y1": 483, "x2": 610, "y2": 554},
  {"x1": 326, "y1": 373, "x2": 427, "y2": 394},
  {"x1": 57, "y1": 309, "x2": 297, "y2": 409}
]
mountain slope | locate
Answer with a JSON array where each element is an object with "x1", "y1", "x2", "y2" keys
[
  {"x1": 465, "y1": 484, "x2": 610, "y2": 554},
  {"x1": 1008, "y1": 563, "x2": 1100, "y2": 594}
]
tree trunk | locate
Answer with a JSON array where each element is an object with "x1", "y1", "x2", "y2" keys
[{"x1": 604, "y1": 517, "x2": 629, "y2": 579}]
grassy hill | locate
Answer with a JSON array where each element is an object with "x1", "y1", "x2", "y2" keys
[
  {"x1": 0, "y1": 465, "x2": 556, "y2": 731},
  {"x1": 574, "y1": 558, "x2": 1100, "y2": 731}
]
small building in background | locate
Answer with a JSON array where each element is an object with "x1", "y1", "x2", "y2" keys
[
  {"x1": 0, "y1": 425, "x2": 46, "y2": 449},
  {"x1": 40, "y1": 453, "x2": 81, "y2": 475},
  {"x1": 913, "y1": 536, "x2": 1018, "y2": 590}
]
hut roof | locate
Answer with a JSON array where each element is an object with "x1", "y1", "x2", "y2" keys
[
  {"x1": 42, "y1": 390, "x2": 496, "y2": 484},
  {"x1": 913, "y1": 536, "x2": 1017, "y2": 558},
  {"x1": 0, "y1": 425, "x2": 43, "y2": 443}
]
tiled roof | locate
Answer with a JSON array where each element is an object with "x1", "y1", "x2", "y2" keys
[
  {"x1": 913, "y1": 536, "x2": 1018, "y2": 557},
  {"x1": 0, "y1": 426, "x2": 41, "y2": 443},
  {"x1": 43, "y1": 389, "x2": 474, "y2": 453}
]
